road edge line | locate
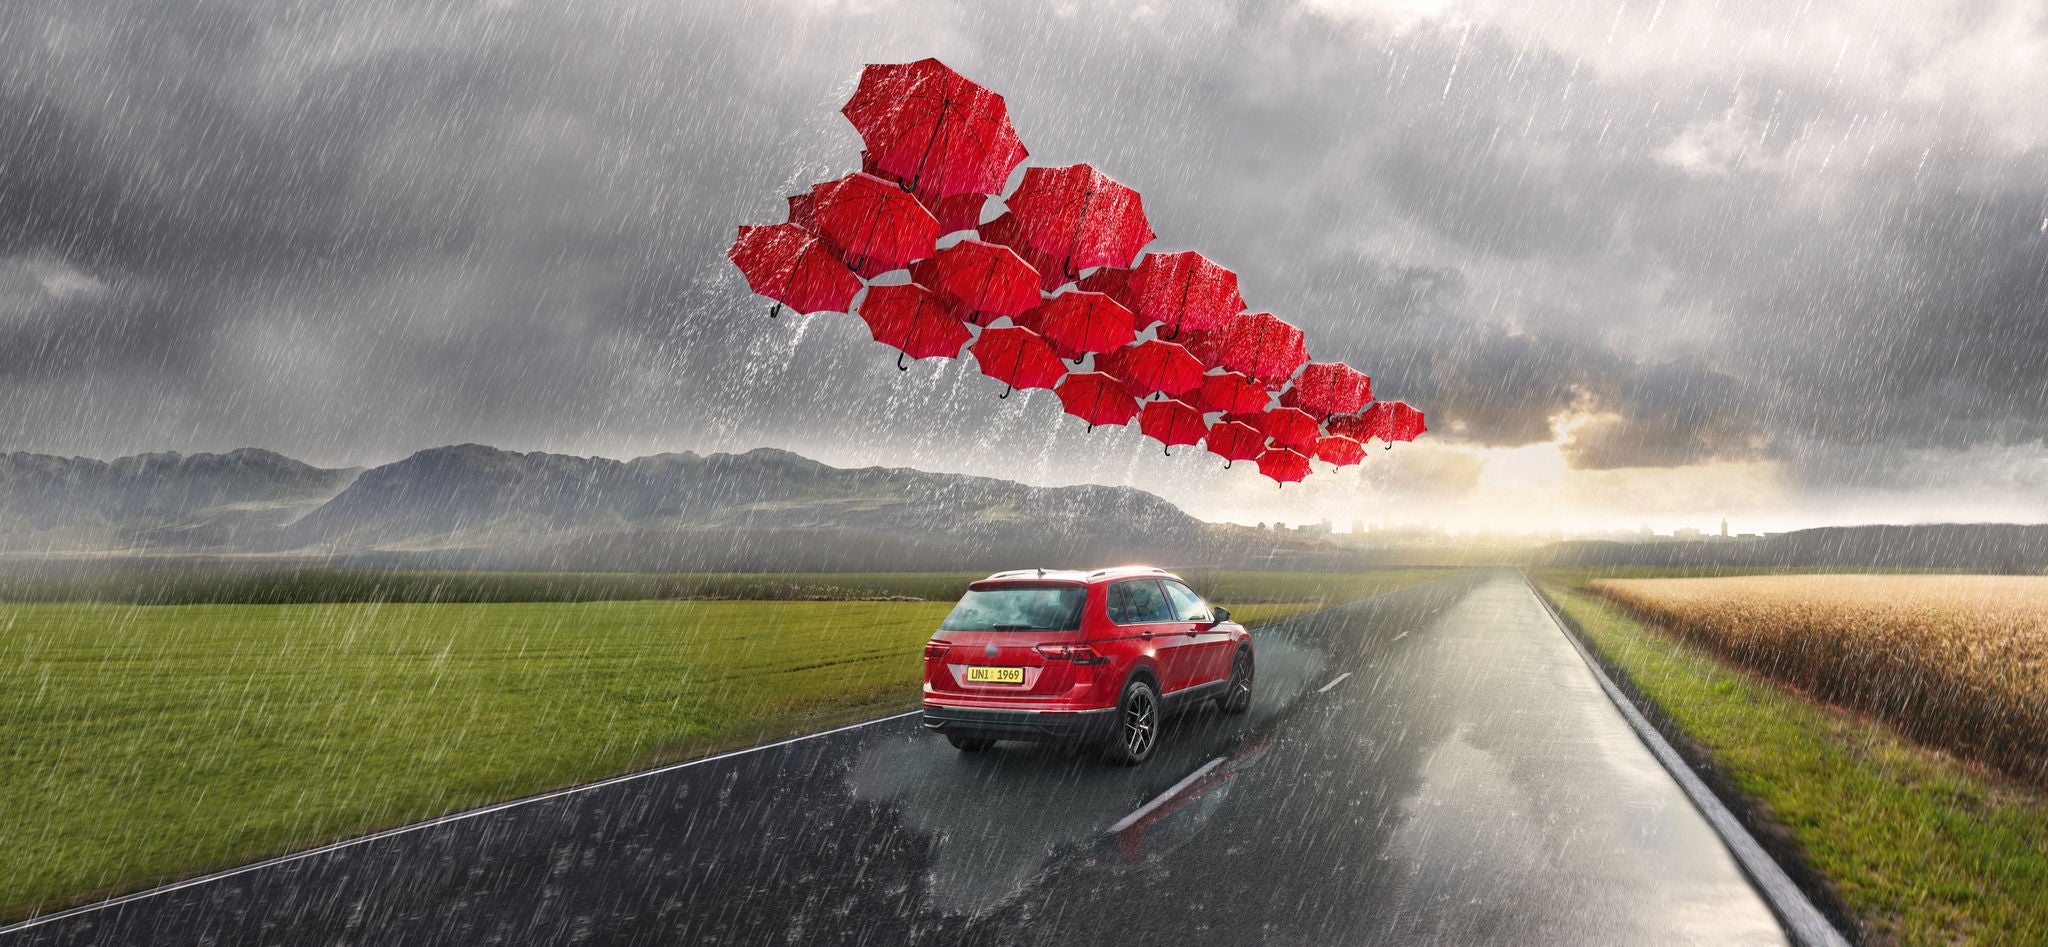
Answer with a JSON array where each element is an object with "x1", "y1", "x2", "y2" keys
[
  {"x1": 0, "y1": 709, "x2": 924, "y2": 936},
  {"x1": 1108, "y1": 756, "x2": 1227, "y2": 833},
  {"x1": 1518, "y1": 570, "x2": 1850, "y2": 947}
]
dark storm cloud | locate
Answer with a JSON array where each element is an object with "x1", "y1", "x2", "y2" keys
[{"x1": 0, "y1": 0, "x2": 2042, "y2": 495}]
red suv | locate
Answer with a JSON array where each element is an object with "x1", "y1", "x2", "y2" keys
[{"x1": 921, "y1": 567, "x2": 1253, "y2": 765}]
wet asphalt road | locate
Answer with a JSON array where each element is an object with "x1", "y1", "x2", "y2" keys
[{"x1": 3, "y1": 569, "x2": 1786, "y2": 946}]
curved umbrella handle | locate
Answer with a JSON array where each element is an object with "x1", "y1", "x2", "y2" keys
[
  {"x1": 998, "y1": 383, "x2": 1014, "y2": 399},
  {"x1": 1223, "y1": 459, "x2": 1233, "y2": 469},
  {"x1": 897, "y1": 351, "x2": 911, "y2": 372},
  {"x1": 768, "y1": 303, "x2": 782, "y2": 319},
  {"x1": 1163, "y1": 444, "x2": 1173, "y2": 457}
]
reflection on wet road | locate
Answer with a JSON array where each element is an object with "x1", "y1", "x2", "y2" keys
[{"x1": 3, "y1": 569, "x2": 1787, "y2": 946}]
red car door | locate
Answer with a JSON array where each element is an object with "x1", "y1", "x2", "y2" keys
[
  {"x1": 1105, "y1": 578, "x2": 1199, "y2": 692},
  {"x1": 1163, "y1": 578, "x2": 1232, "y2": 686}
]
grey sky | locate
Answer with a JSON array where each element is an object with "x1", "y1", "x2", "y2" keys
[{"x1": 2, "y1": 0, "x2": 2044, "y2": 528}]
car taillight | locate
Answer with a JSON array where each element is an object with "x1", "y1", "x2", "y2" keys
[
  {"x1": 924, "y1": 641, "x2": 950, "y2": 660},
  {"x1": 1035, "y1": 644, "x2": 1107, "y2": 665}
]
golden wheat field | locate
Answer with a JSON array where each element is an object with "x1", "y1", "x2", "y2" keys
[{"x1": 1589, "y1": 575, "x2": 2048, "y2": 787}]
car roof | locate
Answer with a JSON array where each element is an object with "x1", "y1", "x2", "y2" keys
[{"x1": 975, "y1": 566, "x2": 1177, "y2": 586}]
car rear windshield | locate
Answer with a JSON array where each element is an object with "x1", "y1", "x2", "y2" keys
[{"x1": 939, "y1": 584, "x2": 1086, "y2": 632}]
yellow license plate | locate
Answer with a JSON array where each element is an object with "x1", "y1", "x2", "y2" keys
[{"x1": 966, "y1": 666, "x2": 1025, "y2": 684}]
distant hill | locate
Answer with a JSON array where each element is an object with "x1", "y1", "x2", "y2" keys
[
  {"x1": 1536, "y1": 524, "x2": 2048, "y2": 573},
  {"x1": 0, "y1": 449, "x2": 359, "y2": 551},
  {"x1": 286, "y1": 444, "x2": 1208, "y2": 571},
  {"x1": 0, "y1": 444, "x2": 1221, "y2": 571}
]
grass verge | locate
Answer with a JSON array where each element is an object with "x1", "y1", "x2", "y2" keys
[{"x1": 1536, "y1": 581, "x2": 2048, "y2": 945}]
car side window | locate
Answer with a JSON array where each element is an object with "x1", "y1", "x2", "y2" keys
[
  {"x1": 1162, "y1": 581, "x2": 1211, "y2": 622},
  {"x1": 1106, "y1": 579, "x2": 1175, "y2": 625},
  {"x1": 1114, "y1": 582, "x2": 1179, "y2": 623}
]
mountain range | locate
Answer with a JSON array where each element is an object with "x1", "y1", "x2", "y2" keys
[
  {"x1": 0, "y1": 444, "x2": 1215, "y2": 571},
  {"x1": 3, "y1": 444, "x2": 2041, "y2": 573}
]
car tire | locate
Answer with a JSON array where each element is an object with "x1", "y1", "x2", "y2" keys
[
  {"x1": 1103, "y1": 677, "x2": 1161, "y2": 766},
  {"x1": 1220, "y1": 648, "x2": 1254, "y2": 714},
  {"x1": 947, "y1": 734, "x2": 995, "y2": 752}
]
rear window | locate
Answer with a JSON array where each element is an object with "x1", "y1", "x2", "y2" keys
[{"x1": 939, "y1": 584, "x2": 1087, "y2": 631}]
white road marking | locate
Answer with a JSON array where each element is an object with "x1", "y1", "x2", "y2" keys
[
  {"x1": 1108, "y1": 756, "x2": 1227, "y2": 833},
  {"x1": 0, "y1": 709, "x2": 926, "y2": 935},
  {"x1": 1315, "y1": 672, "x2": 1353, "y2": 693}
]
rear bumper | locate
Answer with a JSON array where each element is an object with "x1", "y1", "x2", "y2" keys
[{"x1": 922, "y1": 704, "x2": 1116, "y2": 743}]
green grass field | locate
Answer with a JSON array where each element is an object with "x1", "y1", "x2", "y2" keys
[
  {"x1": 0, "y1": 567, "x2": 1447, "y2": 922},
  {"x1": 1536, "y1": 578, "x2": 2048, "y2": 944}
]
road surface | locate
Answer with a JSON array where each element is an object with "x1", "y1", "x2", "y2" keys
[{"x1": 3, "y1": 569, "x2": 1787, "y2": 945}]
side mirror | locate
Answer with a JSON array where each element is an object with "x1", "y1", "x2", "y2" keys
[{"x1": 1212, "y1": 606, "x2": 1231, "y2": 623}]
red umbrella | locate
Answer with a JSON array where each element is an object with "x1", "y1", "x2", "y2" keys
[
  {"x1": 909, "y1": 239, "x2": 1044, "y2": 324},
  {"x1": 1218, "y1": 311, "x2": 1310, "y2": 382},
  {"x1": 1205, "y1": 420, "x2": 1265, "y2": 468},
  {"x1": 726, "y1": 223, "x2": 861, "y2": 318},
  {"x1": 1096, "y1": 339, "x2": 1205, "y2": 399},
  {"x1": 1263, "y1": 407, "x2": 1322, "y2": 450},
  {"x1": 1332, "y1": 401, "x2": 1429, "y2": 447},
  {"x1": 856, "y1": 283, "x2": 972, "y2": 370},
  {"x1": 842, "y1": 59, "x2": 1029, "y2": 198},
  {"x1": 1256, "y1": 447, "x2": 1312, "y2": 486},
  {"x1": 1006, "y1": 164, "x2": 1156, "y2": 278},
  {"x1": 1055, "y1": 372, "x2": 1140, "y2": 430},
  {"x1": 971, "y1": 324, "x2": 1066, "y2": 398},
  {"x1": 1174, "y1": 327, "x2": 1229, "y2": 368},
  {"x1": 978, "y1": 213, "x2": 1069, "y2": 292},
  {"x1": 809, "y1": 172, "x2": 941, "y2": 276},
  {"x1": 1125, "y1": 251, "x2": 1246, "y2": 337},
  {"x1": 1074, "y1": 266, "x2": 1135, "y2": 309},
  {"x1": 1027, "y1": 292, "x2": 1137, "y2": 360},
  {"x1": 1138, "y1": 398, "x2": 1207, "y2": 456},
  {"x1": 1190, "y1": 371, "x2": 1270, "y2": 415},
  {"x1": 1380, "y1": 402, "x2": 1428, "y2": 442},
  {"x1": 860, "y1": 150, "x2": 986, "y2": 234},
  {"x1": 1315, "y1": 435, "x2": 1367, "y2": 467},
  {"x1": 1283, "y1": 362, "x2": 1374, "y2": 418}
]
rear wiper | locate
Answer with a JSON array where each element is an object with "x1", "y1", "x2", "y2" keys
[{"x1": 991, "y1": 623, "x2": 1034, "y2": 631}]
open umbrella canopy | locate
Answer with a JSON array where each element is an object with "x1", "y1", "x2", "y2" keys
[
  {"x1": 1314, "y1": 434, "x2": 1367, "y2": 467},
  {"x1": 909, "y1": 239, "x2": 1044, "y2": 324},
  {"x1": 1283, "y1": 362, "x2": 1374, "y2": 418},
  {"x1": 978, "y1": 213, "x2": 1069, "y2": 292},
  {"x1": 809, "y1": 172, "x2": 941, "y2": 275},
  {"x1": 1263, "y1": 406, "x2": 1322, "y2": 450},
  {"x1": 1138, "y1": 398, "x2": 1207, "y2": 454},
  {"x1": 1055, "y1": 371, "x2": 1140, "y2": 429},
  {"x1": 1205, "y1": 420, "x2": 1266, "y2": 466},
  {"x1": 1190, "y1": 370, "x2": 1271, "y2": 415},
  {"x1": 1256, "y1": 447, "x2": 1313, "y2": 485},
  {"x1": 859, "y1": 151, "x2": 987, "y2": 234},
  {"x1": 1172, "y1": 327, "x2": 1229, "y2": 368},
  {"x1": 1027, "y1": 291, "x2": 1137, "y2": 360},
  {"x1": 1073, "y1": 266, "x2": 1136, "y2": 311},
  {"x1": 971, "y1": 324, "x2": 1066, "y2": 396},
  {"x1": 726, "y1": 223, "x2": 862, "y2": 316},
  {"x1": 1006, "y1": 164, "x2": 1155, "y2": 277},
  {"x1": 842, "y1": 58, "x2": 1028, "y2": 198},
  {"x1": 1125, "y1": 251, "x2": 1246, "y2": 336},
  {"x1": 855, "y1": 283, "x2": 972, "y2": 368},
  {"x1": 1330, "y1": 401, "x2": 1429, "y2": 445},
  {"x1": 1218, "y1": 311, "x2": 1310, "y2": 382},
  {"x1": 1096, "y1": 338, "x2": 1205, "y2": 399}
]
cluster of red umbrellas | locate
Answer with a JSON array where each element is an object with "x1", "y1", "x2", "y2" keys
[{"x1": 727, "y1": 58, "x2": 1426, "y2": 486}]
